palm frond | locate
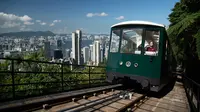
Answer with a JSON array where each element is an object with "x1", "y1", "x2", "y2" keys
[{"x1": 168, "y1": 11, "x2": 200, "y2": 38}]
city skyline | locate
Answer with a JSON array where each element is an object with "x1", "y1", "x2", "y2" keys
[
  {"x1": 0, "y1": 28, "x2": 108, "y2": 66},
  {"x1": 0, "y1": 0, "x2": 179, "y2": 34}
]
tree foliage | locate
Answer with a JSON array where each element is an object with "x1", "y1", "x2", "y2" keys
[{"x1": 167, "y1": 0, "x2": 200, "y2": 64}]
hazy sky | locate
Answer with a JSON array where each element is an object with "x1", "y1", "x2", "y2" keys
[{"x1": 0, "y1": 0, "x2": 179, "y2": 34}]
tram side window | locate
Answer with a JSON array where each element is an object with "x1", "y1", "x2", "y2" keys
[
  {"x1": 120, "y1": 29, "x2": 143, "y2": 54},
  {"x1": 144, "y1": 30, "x2": 160, "y2": 56},
  {"x1": 110, "y1": 29, "x2": 120, "y2": 53}
]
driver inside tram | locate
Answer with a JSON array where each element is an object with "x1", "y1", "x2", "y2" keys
[{"x1": 146, "y1": 41, "x2": 156, "y2": 52}]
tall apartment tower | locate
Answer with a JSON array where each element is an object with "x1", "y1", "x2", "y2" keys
[
  {"x1": 65, "y1": 49, "x2": 70, "y2": 59},
  {"x1": 72, "y1": 32, "x2": 78, "y2": 64},
  {"x1": 89, "y1": 44, "x2": 93, "y2": 61},
  {"x1": 57, "y1": 39, "x2": 62, "y2": 50},
  {"x1": 71, "y1": 30, "x2": 82, "y2": 65},
  {"x1": 83, "y1": 47, "x2": 89, "y2": 63},
  {"x1": 93, "y1": 41, "x2": 100, "y2": 66},
  {"x1": 76, "y1": 30, "x2": 82, "y2": 65},
  {"x1": 100, "y1": 48, "x2": 103, "y2": 63},
  {"x1": 44, "y1": 41, "x2": 51, "y2": 59}
]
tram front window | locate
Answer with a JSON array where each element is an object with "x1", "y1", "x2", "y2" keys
[{"x1": 120, "y1": 28, "x2": 143, "y2": 54}]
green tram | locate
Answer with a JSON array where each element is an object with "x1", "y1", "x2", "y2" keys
[{"x1": 106, "y1": 21, "x2": 176, "y2": 92}]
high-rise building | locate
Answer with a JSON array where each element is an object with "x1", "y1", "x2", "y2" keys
[
  {"x1": 70, "y1": 52, "x2": 73, "y2": 59},
  {"x1": 50, "y1": 42, "x2": 56, "y2": 57},
  {"x1": 96, "y1": 41, "x2": 100, "y2": 65},
  {"x1": 57, "y1": 40, "x2": 62, "y2": 50},
  {"x1": 54, "y1": 49, "x2": 63, "y2": 59},
  {"x1": 80, "y1": 54, "x2": 84, "y2": 65},
  {"x1": 92, "y1": 44, "x2": 96, "y2": 64},
  {"x1": 76, "y1": 30, "x2": 82, "y2": 65},
  {"x1": 100, "y1": 48, "x2": 103, "y2": 63},
  {"x1": 44, "y1": 41, "x2": 51, "y2": 59},
  {"x1": 83, "y1": 47, "x2": 89, "y2": 63},
  {"x1": 89, "y1": 45, "x2": 93, "y2": 61},
  {"x1": 71, "y1": 30, "x2": 82, "y2": 65},
  {"x1": 93, "y1": 41, "x2": 100, "y2": 66},
  {"x1": 72, "y1": 32, "x2": 78, "y2": 63},
  {"x1": 65, "y1": 49, "x2": 70, "y2": 59}
]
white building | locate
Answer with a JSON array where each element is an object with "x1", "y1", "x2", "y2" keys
[
  {"x1": 72, "y1": 30, "x2": 82, "y2": 65},
  {"x1": 93, "y1": 41, "x2": 100, "y2": 66},
  {"x1": 76, "y1": 30, "x2": 82, "y2": 65},
  {"x1": 72, "y1": 32, "x2": 78, "y2": 63},
  {"x1": 89, "y1": 44, "x2": 93, "y2": 61},
  {"x1": 70, "y1": 51, "x2": 73, "y2": 59},
  {"x1": 100, "y1": 48, "x2": 103, "y2": 63},
  {"x1": 65, "y1": 49, "x2": 70, "y2": 59},
  {"x1": 83, "y1": 47, "x2": 89, "y2": 63}
]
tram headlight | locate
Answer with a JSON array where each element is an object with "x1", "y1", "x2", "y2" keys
[
  {"x1": 119, "y1": 61, "x2": 123, "y2": 65},
  {"x1": 126, "y1": 61, "x2": 131, "y2": 67}
]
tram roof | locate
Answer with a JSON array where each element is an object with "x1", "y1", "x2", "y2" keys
[{"x1": 111, "y1": 20, "x2": 165, "y2": 28}]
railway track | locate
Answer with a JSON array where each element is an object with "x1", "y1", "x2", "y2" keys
[
  {"x1": 0, "y1": 84, "x2": 150, "y2": 112},
  {"x1": 0, "y1": 84, "x2": 122, "y2": 112},
  {"x1": 33, "y1": 89, "x2": 149, "y2": 112},
  {"x1": 126, "y1": 95, "x2": 150, "y2": 112},
  {"x1": 29, "y1": 81, "x2": 189, "y2": 112}
]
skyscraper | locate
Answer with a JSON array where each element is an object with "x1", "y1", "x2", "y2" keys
[
  {"x1": 93, "y1": 41, "x2": 100, "y2": 66},
  {"x1": 57, "y1": 40, "x2": 62, "y2": 50},
  {"x1": 54, "y1": 49, "x2": 63, "y2": 59},
  {"x1": 89, "y1": 45, "x2": 93, "y2": 61},
  {"x1": 72, "y1": 32, "x2": 78, "y2": 63},
  {"x1": 70, "y1": 50, "x2": 73, "y2": 59},
  {"x1": 71, "y1": 30, "x2": 82, "y2": 65},
  {"x1": 83, "y1": 47, "x2": 89, "y2": 63},
  {"x1": 44, "y1": 41, "x2": 51, "y2": 59},
  {"x1": 65, "y1": 49, "x2": 70, "y2": 59},
  {"x1": 92, "y1": 44, "x2": 96, "y2": 65},
  {"x1": 100, "y1": 48, "x2": 103, "y2": 63},
  {"x1": 76, "y1": 30, "x2": 82, "y2": 65},
  {"x1": 50, "y1": 42, "x2": 56, "y2": 58}
]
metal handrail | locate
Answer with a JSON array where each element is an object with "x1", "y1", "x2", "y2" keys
[
  {"x1": 0, "y1": 57, "x2": 106, "y2": 68},
  {"x1": 0, "y1": 58, "x2": 106, "y2": 102},
  {"x1": 183, "y1": 74, "x2": 200, "y2": 112},
  {"x1": 184, "y1": 75, "x2": 200, "y2": 87}
]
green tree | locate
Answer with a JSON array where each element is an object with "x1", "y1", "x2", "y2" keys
[
  {"x1": 167, "y1": 0, "x2": 200, "y2": 63},
  {"x1": 167, "y1": 0, "x2": 200, "y2": 83}
]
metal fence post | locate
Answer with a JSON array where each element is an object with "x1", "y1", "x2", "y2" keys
[
  {"x1": 191, "y1": 83, "x2": 193, "y2": 104},
  {"x1": 61, "y1": 63, "x2": 64, "y2": 91},
  {"x1": 11, "y1": 59, "x2": 15, "y2": 99},
  {"x1": 89, "y1": 66, "x2": 91, "y2": 87},
  {"x1": 197, "y1": 88, "x2": 199, "y2": 112}
]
